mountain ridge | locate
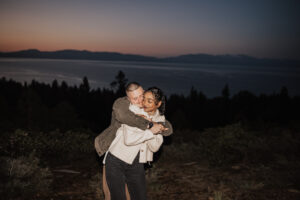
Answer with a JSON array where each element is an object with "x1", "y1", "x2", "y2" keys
[{"x1": 0, "y1": 49, "x2": 298, "y2": 66}]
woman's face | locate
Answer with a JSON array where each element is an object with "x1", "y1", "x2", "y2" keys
[{"x1": 143, "y1": 91, "x2": 161, "y2": 114}]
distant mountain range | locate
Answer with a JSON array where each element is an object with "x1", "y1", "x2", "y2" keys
[{"x1": 0, "y1": 49, "x2": 298, "y2": 66}]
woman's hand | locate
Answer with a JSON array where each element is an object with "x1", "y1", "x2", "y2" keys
[{"x1": 150, "y1": 123, "x2": 169, "y2": 134}]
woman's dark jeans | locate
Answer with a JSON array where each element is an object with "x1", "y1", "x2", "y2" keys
[{"x1": 105, "y1": 152, "x2": 147, "y2": 200}]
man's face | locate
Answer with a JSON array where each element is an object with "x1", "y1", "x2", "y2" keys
[{"x1": 127, "y1": 86, "x2": 144, "y2": 108}]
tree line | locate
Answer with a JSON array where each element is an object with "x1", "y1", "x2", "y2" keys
[{"x1": 0, "y1": 71, "x2": 299, "y2": 133}]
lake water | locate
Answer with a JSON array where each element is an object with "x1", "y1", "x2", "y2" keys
[{"x1": 0, "y1": 58, "x2": 299, "y2": 97}]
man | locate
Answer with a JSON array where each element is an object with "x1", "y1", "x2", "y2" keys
[{"x1": 94, "y1": 82, "x2": 173, "y2": 200}]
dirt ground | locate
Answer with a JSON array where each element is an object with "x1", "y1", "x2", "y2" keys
[{"x1": 47, "y1": 156, "x2": 300, "y2": 200}]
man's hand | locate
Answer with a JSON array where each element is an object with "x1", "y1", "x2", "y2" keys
[{"x1": 150, "y1": 123, "x2": 168, "y2": 134}]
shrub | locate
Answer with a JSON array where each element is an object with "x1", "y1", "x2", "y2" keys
[
  {"x1": 159, "y1": 142, "x2": 201, "y2": 163},
  {"x1": 199, "y1": 123, "x2": 257, "y2": 166},
  {"x1": 0, "y1": 153, "x2": 53, "y2": 199},
  {"x1": 145, "y1": 123, "x2": 300, "y2": 167},
  {"x1": 89, "y1": 172, "x2": 104, "y2": 200},
  {"x1": 145, "y1": 165, "x2": 166, "y2": 193},
  {"x1": 42, "y1": 129, "x2": 94, "y2": 157},
  {"x1": 0, "y1": 129, "x2": 94, "y2": 159}
]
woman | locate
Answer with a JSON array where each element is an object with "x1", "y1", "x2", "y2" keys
[{"x1": 103, "y1": 87, "x2": 170, "y2": 200}]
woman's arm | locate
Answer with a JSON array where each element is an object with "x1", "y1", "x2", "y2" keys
[
  {"x1": 123, "y1": 125, "x2": 155, "y2": 146},
  {"x1": 146, "y1": 134, "x2": 163, "y2": 152}
]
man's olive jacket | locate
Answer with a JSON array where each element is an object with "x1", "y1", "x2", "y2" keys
[{"x1": 94, "y1": 97, "x2": 173, "y2": 157}]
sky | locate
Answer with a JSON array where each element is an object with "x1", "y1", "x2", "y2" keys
[{"x1": 0, "y1": 0, "x2": 299, "y2": 59}]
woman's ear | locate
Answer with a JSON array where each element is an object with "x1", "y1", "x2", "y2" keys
[{"x1": 156, "y1": 101, "x2": 162, "y2": 108}]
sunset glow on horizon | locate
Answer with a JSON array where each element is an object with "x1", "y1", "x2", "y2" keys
[{"x1": 1, "y1": 0, "x2": 299, "y2": 59}]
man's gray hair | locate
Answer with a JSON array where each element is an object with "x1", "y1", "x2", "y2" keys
[{"x1": 126, "y1": 82, "x2": 141, "y2": 93}]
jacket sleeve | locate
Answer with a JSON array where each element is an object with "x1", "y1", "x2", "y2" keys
[
  {"x1": 123, "y1": 125, "x2": 154, "y2": 146},
  {"x1": 159, "y1": 119, "x2": 173, "y2": 136},
  {"x1": 147, "y1": 134, "x2": 163, "y2": 152},
  {"x1": 113, "y1": 97, "x2": 149, "y2": 130}
]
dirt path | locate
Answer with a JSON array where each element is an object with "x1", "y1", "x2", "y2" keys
[
  {"x1": 48, "y1": 160, "x2": 300, "y2": 200},
  {"x1": 146, "y1": 162, "x2": 300, "y2": 200}
]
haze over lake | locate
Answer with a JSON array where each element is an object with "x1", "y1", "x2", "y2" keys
[{"x1": 1, "y1": 58, "x2": 299, "y2": 97}]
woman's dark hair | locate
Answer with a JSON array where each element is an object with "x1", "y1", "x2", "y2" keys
[{"x1": 145, "y1": 87, "x2": 166, "y2": 115}]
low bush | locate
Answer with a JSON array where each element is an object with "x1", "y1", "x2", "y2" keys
[
  {"x1": 89, "y1": 172, "x2": 104, "y2": 200},
  {"x1": 199, "y1": 123, "x2": 300, "y2": 166},
  {"x1": 0, "y1": 153, "x2": 53, "y2": 199},
  {"x1": 159, "y1": 142, "x2": 201, "y2": 163},
  {"x1": 0, "y1": 129, "x2": 94, "y2": 159},
  {"x1": 162, "y1": 123, "x2": 300, "y2": 167},
  {"x1": 199, "y1": 123, "x2": 257, "y2": 166}
]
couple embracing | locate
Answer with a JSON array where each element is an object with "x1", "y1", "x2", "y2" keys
[{"x1": 95, "y1": 82, "x2": 173, "y2": 200}]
